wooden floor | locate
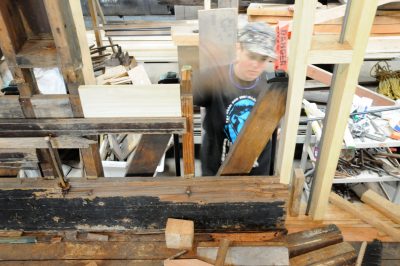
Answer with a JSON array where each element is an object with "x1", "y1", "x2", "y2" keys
[{"x1": 286, "y1": 202, "x2": 400, "y2": 242}]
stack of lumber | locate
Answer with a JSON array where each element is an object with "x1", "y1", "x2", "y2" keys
[
  {"x1": 247, "y1": 3, "x2": 400, "y2": 36},
  {"x1": 87, "y1": 31, "x2": 178, "y2": 62},
  {"x1": 95, "y1": 65, "x2": 151, "y2": 85}
]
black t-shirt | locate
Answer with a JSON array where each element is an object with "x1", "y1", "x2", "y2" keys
[{"x1": 194, "y1": 64, "x2": 275, "y2": 176}]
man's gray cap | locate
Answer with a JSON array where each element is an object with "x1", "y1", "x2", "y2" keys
[{"x1": 238, "y1": 22, "x2": 276, "y2": 59}]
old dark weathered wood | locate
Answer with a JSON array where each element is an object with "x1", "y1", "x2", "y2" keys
[
  {"x1": 0, "y1": 149, "x2": 38, "y2": 164},
  {"x1": 0, "y1": 96, "x2": 25, "y2": 118},
  {"x1": 0, "y1": 176, "x2": 288, "y2": 231},
  {"x1": 289, "y1": 242, "x2": 357, "y2": 266},
  {"x1": 43, "y1": 0, "x2": 85, "y2": 117},
  {"x1": 30, "y1": 95, "x2": 74, "y2": 118},
  {"x1": 125, "y1": 134, "x2": 171, "y2": 177},
  {"x1": 0, "y1": 118, "x2": 187, "y2": 137},
  {"x1": 81, "y1": 142, "x2": 104, "y2": 178},
  {"x1": 15, "y1": 39, "x2": 58, "y2": 68},
  {"x1": 217, "y1": 81, "x2": 288, "y2": 175},
  {"x1": 0, "y1": 0, "x2": 27, "y2": 67},
  {"x1": 283, "y1": 224, "x2": 343, "y2": 258},
  {"x1": 0, "y1": 137, "x2": 97, "y2": 149},
  {"x1": 180, "y1": 66, "x2": 195, "y2": 177}
]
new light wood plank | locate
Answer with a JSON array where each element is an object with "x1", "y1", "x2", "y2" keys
[
  {"x1": 247, "y1": 3, "x2": 293, "y2": 16},
  {"x1": 308, "y1": 35, "x2": 353, "y2": 64},
  {"x1": 309, "y1": 0, "x2": 379, "y2": 220},
  {"x1": 88, "y1": 0, "x2": 103, "y2": 50},
  {"x1": 276, "y1": 0, "x2": 318, "y2": 184},
  {"x1": 361, "y1": 189, "x2": 400, "y2": 224},
  {"x1": 329, "y1": 192, "x2": 400, "y2": 241},
  {"x1": 78, "y1": 84, "x2": 182, "y2": 118}
]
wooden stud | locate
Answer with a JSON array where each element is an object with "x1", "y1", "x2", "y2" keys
[
  {"x1": 217, "y1": 82, "x2": 287, "y2": 176},
  {"x1": 275, "y1": 0, "x2": 318, "y2": 184},
  {"x1": 87, "y1": 0, "x2": 103, "y2": 50},
  {"x1": 308, "y1": 35, "x2": 353, "y2": 64},
  {"x1": 309, "y1": 0, "x2": 379, "y2": 220},
  {"x1": 215, "y1": 238, "x2": 231, "y2": 266},
  {"x1": 81, "y1": 142, "x2": 104, "y2": 178},
  {"x1": 181, "y1": 66, "x2": 195, "y2": 177},
  {"x1": 329, "y1": 192, "x2": 400, "y2": 241},
  {"x1": 289, "y1": 168, "x2": 305, "y2": 217}
]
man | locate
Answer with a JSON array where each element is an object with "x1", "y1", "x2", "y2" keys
[{"x1": 194, "y1": 22, "x2": 279, "y2": 176}]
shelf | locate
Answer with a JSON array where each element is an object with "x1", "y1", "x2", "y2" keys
[
  {"x1": 333, "y1": 170, "x2": 400, "y2": 183},
  {"x1": 350, "y1": 137, "x2": 400, "y2": 149}
]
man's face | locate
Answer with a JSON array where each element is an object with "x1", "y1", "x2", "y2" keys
[{"x1": 235, "y1": 46, "x2": 275, "y2": 81}]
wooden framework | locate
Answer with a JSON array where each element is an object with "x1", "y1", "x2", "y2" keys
[
  {"x1": 275, "y1": 0, "x2": 383, "y2": 220},
  {"x1": 171, "y1": 1, "x2": 397, "y2": 222},
  {"x1": 0, "y1": 0, "x2": 102, "y2": 177}
]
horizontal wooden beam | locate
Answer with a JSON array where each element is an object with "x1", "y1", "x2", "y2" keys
[
  {"x1": 0, "y1": 96, "x2": 24, "y2": 118},
  {"x1": 0, "y1": 137, "x2": 96, "y2": 149},
  {"x1": 308, "y1": 35, "x2": 353, "y2": 64},
  {"x1": 30, "y1": 94, "x2": 74, "y2": 118},
  {"x1": 0, "y1": 176, "x2": 288, "y2": 231},
  {"x1": 0, "y1": 117, "x2": 187, "y2": 137},
  {"x1": 306, "y1": 65, "x2": 395, "y2": 106},
  {"x1": 15, "y1": 39, "x2": 58, "y2": 68},
  {"x1": 0, "y1": 149, "x2": 38, "y2": 163}
]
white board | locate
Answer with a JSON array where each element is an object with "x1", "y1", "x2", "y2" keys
[{"x1": 78, "y1": 84, "x2": 181, "y2": 118}]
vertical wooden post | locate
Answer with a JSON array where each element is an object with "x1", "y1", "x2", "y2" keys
[
  {"x1": 81, "y1": 142, "x2": 104, "y2": 178},
  {"x1": 289, "y1": 168, "x2": 305, "y2": 217},
  {"x1": 204, "y1": 0, "x2": 211, "y2": 10},
  {"x1": 309, "y1": 0, "x2": 378, "y2": 220},
  {"x1": 44, "y1": 0, "x2": 103, "y2": 178},
  {"x1": 87, "y1": 0, "x2": 103, "y2": 50},
  {"x1": 275, "y1": 0, "x2": 318, "y2": 184},
  {"x1": 181, "y1": 65, "x2": 195, "y2": 177}
]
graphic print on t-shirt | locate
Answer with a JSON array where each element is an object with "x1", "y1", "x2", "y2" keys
[{"x1": 224, "y1": 95, "x2": 256, "y2": 143}]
